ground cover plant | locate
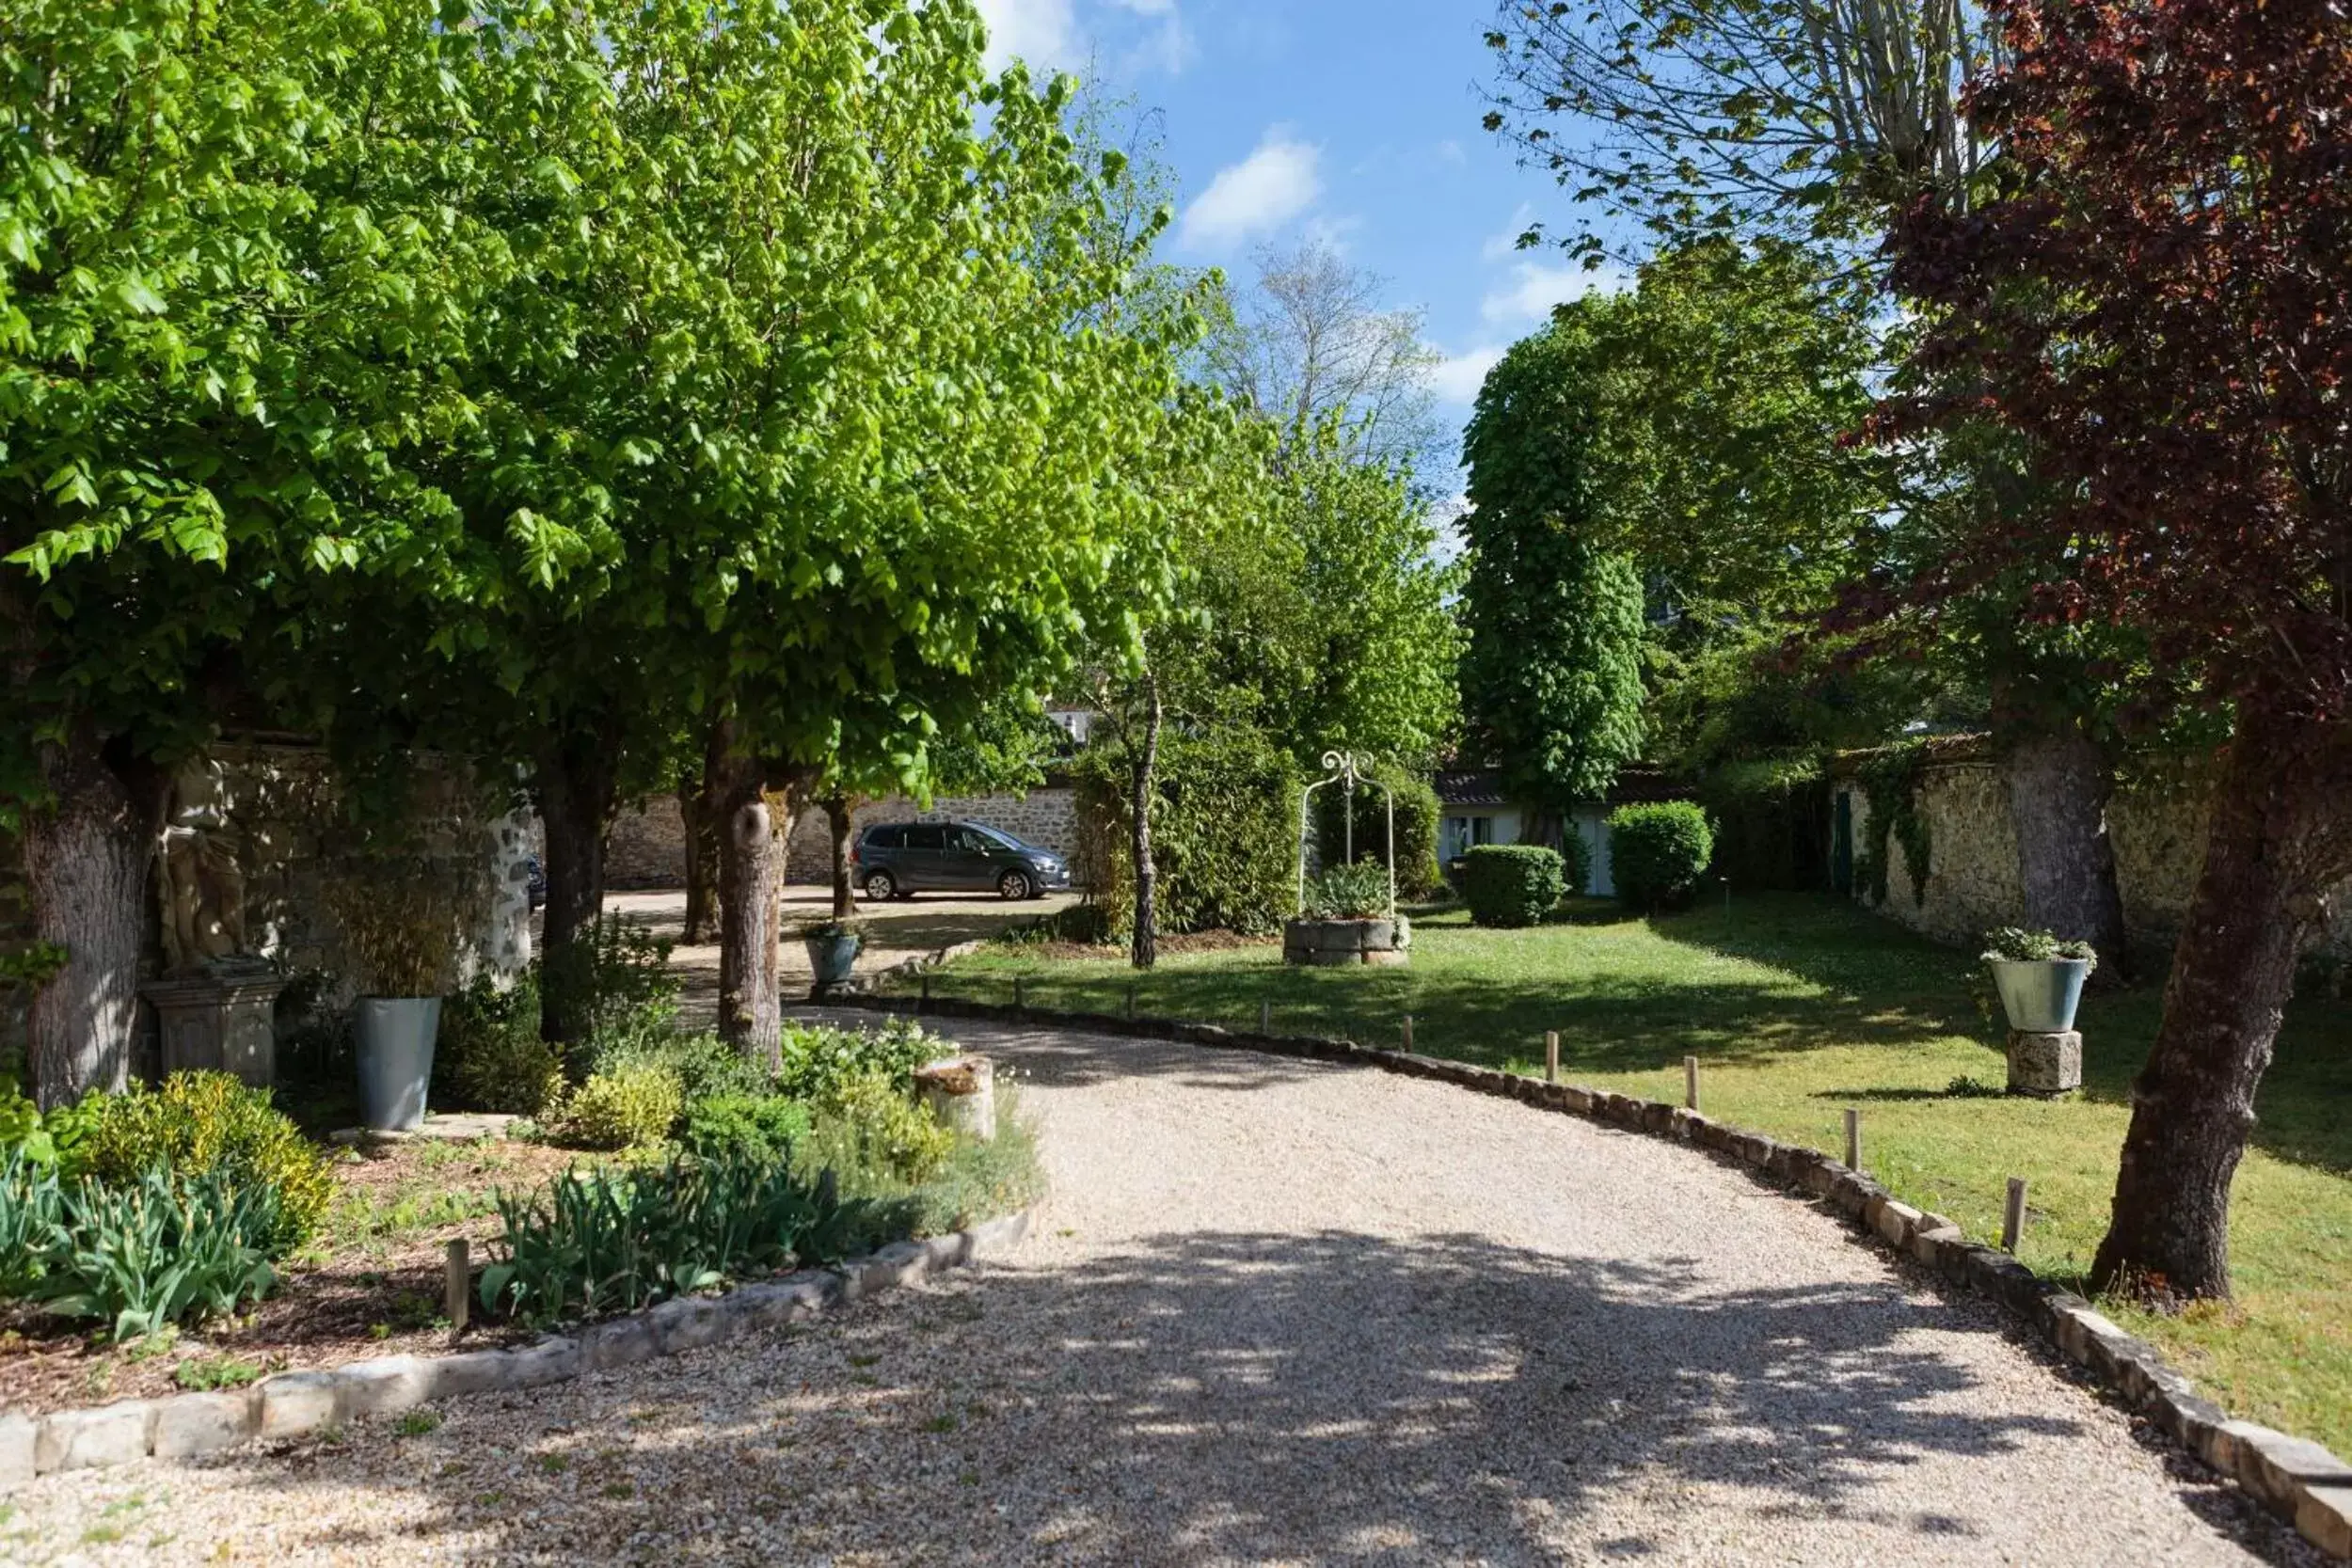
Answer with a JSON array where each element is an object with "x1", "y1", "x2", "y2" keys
[{"x1": 909, "y1": 893, "x2": 2352, "y2": 1456}]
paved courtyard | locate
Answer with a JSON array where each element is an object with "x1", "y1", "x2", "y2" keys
[{"x1": 1, "y1": 1014, "x2": 2318, "y2": 1565}]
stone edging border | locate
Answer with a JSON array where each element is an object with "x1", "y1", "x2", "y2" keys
[
  {"x1": 0, "y1": 1209, "x2": 1033, "y2": 1492},
  {"x1": 833, "y1": 990, "x2": 2352, "y2": 1561}
]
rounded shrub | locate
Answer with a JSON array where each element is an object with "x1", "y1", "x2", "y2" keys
[
  {"x1": 679, "y1": 1094, "x2": 813, "y2": 1168},
  {"x1": 1459, "y1": 844, "x2": 1566, "y2": 927},
  {"x1": 438, "y1": 972, "x2": 560, "y2": 1115},
  {"x1": 544, "y1": 1062, "x2": 685, "y2": 1150},
  {"x1": 1608, "y1": 801, "x2": 1716, "y2": 912},
  {"x1": 72, "y1": 1072, "x2": 333, "y2": 1256}
]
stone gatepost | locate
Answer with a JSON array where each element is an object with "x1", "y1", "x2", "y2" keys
[{"x1": 2006, "y1": 1030, "x2": 2082, "y2": 1097}]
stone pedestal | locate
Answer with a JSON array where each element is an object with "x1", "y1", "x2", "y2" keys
[
  {"x1": 2006, "y1": 1029, "x2": 2082, "y2": 1098},
  {"x1": 141, "y1": 973, "x2": 285, "y2": 1087},
  {"x1": 1282, "y1": 918, "x2": 1409, "y2": 968},
  {"x1": 914, "y1": 1056, "x2": 996, "y2": 1142}
]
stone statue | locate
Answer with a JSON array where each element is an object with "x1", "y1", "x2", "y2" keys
[{"x1": 157, "y1": 757, "x2": 249, "y2": 974}]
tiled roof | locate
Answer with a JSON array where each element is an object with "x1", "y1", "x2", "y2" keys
[
  {"x1": 1434, "y1": 769, "x2": 1511, "y2": 806},
  {"x1": 1434, "y1": 767, "x2": 1691, "y2": 808}
]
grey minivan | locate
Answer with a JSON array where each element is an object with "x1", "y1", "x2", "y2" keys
[{"x1": 853, "y1": 821, "x2": 1072, "y2": 901}]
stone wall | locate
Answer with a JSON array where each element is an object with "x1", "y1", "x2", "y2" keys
[
  {"x1": 1833, "y1": 737, "x2": 2347, "y2": 958},
  {"x1": 604, "y1": 788, "x2": 1085, "y2": 890}
]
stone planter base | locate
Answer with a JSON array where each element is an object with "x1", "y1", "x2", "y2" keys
[
  {"x1": 1282, "y1": 918, "x2": 1408, "y2": 967},
  {"x1": 2007, "y1": 1030, "x2": 2083, "y2": 1097}
]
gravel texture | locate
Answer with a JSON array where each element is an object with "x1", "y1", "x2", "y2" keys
[{"x1": 1, "y1": 1014, "x2": 2322, "y2": 1566}]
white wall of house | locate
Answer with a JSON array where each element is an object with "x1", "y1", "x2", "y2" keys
[
  {"x1": 1570, "y1": 806, "x2": 1615, "y2": 897},
  {"x1": 1440, "y1": 808, "x2": 1523, "y2": 863}
]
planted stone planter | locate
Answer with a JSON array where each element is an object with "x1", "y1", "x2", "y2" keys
[{"x1": 1282, "y1": 917, "x2": 1409, "y2": 968}]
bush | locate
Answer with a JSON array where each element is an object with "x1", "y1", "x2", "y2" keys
[
  {"x1": 773, "y1": 1018, "x2": 946, "y2": 1104},
  {"x1": 479, "y1": 1149, "x2": 831, "y2": 1325},
  {"x1": 1608, "y1": 801, "x2": 1715, "y2": 911},
  {"x1": 1074, "y1": 726, "x2": 1300, "y2": 936},
  {"x1": 0, "y1": 1148, "x2": 64, "y2": 1295},
  {"x1": 1304, "y1": 862, "x2": 1391, "y2": 919},
  {"x1": 547, "y1": 914, "x2": 681, "y2": 1051},
  {"x1": 590, "y1": 1029, "x2": 770, "y2": 1104},
  {"x1": 1315, "y1": 768, "x2": 1445, "y2": 900},
  {"x1": 680, "y1": 1094, "x2": 812, "y2": 1168},
  {"x1": 438, "y1": 971, "x2": 560, "y2": 1115},
  {"x1": 34, "y1": 1165, "x2": 282, "y2": 1341},
  {"x1": 804, "y1": 1070, "x2": 956, "y2": 1185},
  {"x1": 73, "y1": 1073, "x2": 333, "y2": 1256},
  {"x1": 542, "y1": 1063, "x2": 684, "y2": 1150},
  {"x1": 1458, "y1": 845, "x2": 1566, "y2": 927}
]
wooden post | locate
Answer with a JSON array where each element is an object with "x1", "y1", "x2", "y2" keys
[
  {"x1": 1684, "y1": 1055, "x2": 1699, "y2": 1112},
  {"x1": 919, "y1": 972, "x2": 930, "y2": 1009},
  {"x1": 2002, "y1": 1177, "x2": 2029, "y2": 1253},
  {"x1": 1259, "y1": 998, "x2": 1271, "y2": 1035},
  {"x1": 1544, "y1": 1030, "x2": 1560, "y2": 1085},
  {"x1": 1402, "y1": 1014, "x2": 1414, "y2": 1053},
  {"x1": 1126, "y1": 982, "x2": 1137, "y2": 1022},
  {"x1": 445, "y1": 1238, "x2": 469, "y2": 1336},
  {"x1": 1012, "y1": 974, "x2": 1025, "y2": 1013},
  {"x1": 1843, "y1": 1108, "x2": 1862, "y2": 1173}
]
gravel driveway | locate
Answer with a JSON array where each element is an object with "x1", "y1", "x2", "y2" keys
[{"x1": 3, "y1": 1015, "x2": 2318, "y2": 1566}]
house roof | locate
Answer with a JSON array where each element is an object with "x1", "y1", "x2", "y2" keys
[
  {"x1": 1435, "y1": 767, "x2": 1690, "y2": 810},
  {"x1": 1435, "y1": 769, "x2": 1512, "y2": 807}
]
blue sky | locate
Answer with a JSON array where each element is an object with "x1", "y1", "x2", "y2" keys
[{"x1": 974, "y1": 0, "x2": 1627, "y2": 462}]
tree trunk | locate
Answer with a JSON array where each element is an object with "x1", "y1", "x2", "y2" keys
[
  {"x1": 2090, "y1": 709, "x2": 2351, "y2": 1300},
  {"x1": 2004, "y1": 723, "x2": 2132, "y2": 980},
  {"x1": 825, "y1": 796, "x2": 857, "y2": 921},
  {"x1": 1129, "y1": 674, "x2": 1162, "y2": 971},
  {"x1": 713, "y1": 733, "x2": 805, "y2": 1069},
  {"x1": 679, "y1": 738, "x2": 721, "y2": 944},
  {"x1": 535, "y1": 724, "x2": 622, "y2": 1045},
  {"x1": 23, "y1": 725, "x2": 167, "y2": 1109}
]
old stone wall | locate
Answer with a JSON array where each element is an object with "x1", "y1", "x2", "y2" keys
[
  {"x1": 1834, "y1": 739, "x2": 2348, "y2": 958},
  {"x1": 604, "y1": 788, "x2": 1085, "y2": 890}
]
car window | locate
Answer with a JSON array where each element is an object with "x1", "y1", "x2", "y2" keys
[
  {"x1": 904, "y1": 824, "x2": 946, "y2": 850},
  {"x1": 864, "y1": 825, "x2": 903, "y2": 849},
  {"x1": 951, "y1": 828, "x2": 995, "y2": 853}
]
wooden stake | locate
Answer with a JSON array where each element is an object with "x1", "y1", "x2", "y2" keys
[
  {"x1": 1684, "y1": 1056, "x2": 1700, "y2": 1112},
  {"x1": 2002, "y1": 1177, "x2": 2029, "y2": 1254},
  {"x1": 1259, "y1": 999, "x2": 1271, "y2": 1035},
  {"x1": 1012, "y1": 974, "x2": 1025, "y2": 1013},
  {"x1": 445, "y1": 1238, "x2": 469, "y2": 1336},
  {"x1": 1402, "y1": 1014, "x2": 1414, "y2": 1052},
  {"x1": 1843, "y1": 1108, "x2": 1862, "y2": 1173},
  {"x1": 919, "y1": 972, "x2": 930, "y2": 1009},
  {"x1": 1125, "y1": 982, "x2": 1137, "y2": 1021},
  {"x1": 1544, "y1": 1030, "x2": 1560, "y2": 1085}
]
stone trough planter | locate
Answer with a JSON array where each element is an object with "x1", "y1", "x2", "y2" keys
[{"x1": 1282, "y1": 917, "x2": 1408, "y2": 967}]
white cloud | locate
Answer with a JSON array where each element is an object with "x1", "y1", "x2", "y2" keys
[
  {"x1": 1480, "y1": 260, "x2": 1630, "y2": 326},
  {"x1": 1430, "y1": 346, "x2": 1503, "y2": 404},
  {"x1": 1481, "y1": 203, "x2": 1538, "y2": 261},
  {"x1": 974, "y1": 0, "x2": 1078, "y2": 71},
  {"x1": 1179, "y1": 130, "x2": 1322, "y2": 252}
]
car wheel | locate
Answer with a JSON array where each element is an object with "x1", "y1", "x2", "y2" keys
[
  {"x1": 863, "y1": 870, "x2": 897, "y2": 902},
  {"x1": 998, "y1": 869, "x2": 1033, "y2": 901}
]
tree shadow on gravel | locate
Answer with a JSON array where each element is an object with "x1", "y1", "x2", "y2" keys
[{"x1": 154, "y1": 1229, "x2": 2312, "y2": 1565}]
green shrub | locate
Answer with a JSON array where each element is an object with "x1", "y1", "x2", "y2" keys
[
  {"x1": 479, "y1": 1149, "x2": 831, "y2": 1325},
  {"x1": 588, "y1": 1029, "x2": 770, "y2": 1104},
  {"x1": 74, "y1": 1073, "x2": 333, "y2": 1256},
  {"x1": 33, "y1": 1164, "x2": 281, "y2": 1341},
  {"x1": 680, "y1": 1094, "x2": 812, "y2": 1168},
  {"x1": 1981, "y1": 927, "x2": 2100, "y2": 973},
  {"x1": 1608, "y1": 801, "x2": 1715, "y2": 912},
  {"x1": 438, "y1": 971, "x2": 560, "y2": 1115},
  {"x1": 546, "y1": 914, "x2": 681, "y2": 1051},
  {"x1": 1304, "y1": 861, "x2": 1391, "y2": 919},
  {"x1": 0, "y1": 1148, "x2": 64, "y2": 1295},
  {"x1": 1314, "y1": 768, "x2": 1445, "y2": 900},
  {"x1": 542, "y1": 1063, "x2": 684, "y2": 1150},
  {"x1": 1074, "y1": 726, "x2": 1301, "y2": 936},
  {"x1": 1459, "y1": 845, "x2": 1566, "y2": 927},
  {"x1": 772, "y1": 1018, "x2": 946, "y2": 1104},
  {"x1": 804, "y1": 1070, "x2": 955, "y2": 1185}
]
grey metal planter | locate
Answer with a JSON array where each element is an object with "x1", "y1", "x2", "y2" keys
[
  {"x1": 1988, "y1": 958, "x2": 2090, "y2": 1034},
  {"x1": 804, "y1": 932, "x2": 863, "y2": 988},
  {"x1": 355, "y1": 996, "x2": 442, "y2": 1132}
]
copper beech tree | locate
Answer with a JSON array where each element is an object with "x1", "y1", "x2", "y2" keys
[{"x1": 1881, "y1": 0, "x2": 2352, "y2": 1298}]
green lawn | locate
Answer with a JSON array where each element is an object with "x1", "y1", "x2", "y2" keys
[{"x1": 907, "y1": 894, "x2": 2352, "y2": 1457}]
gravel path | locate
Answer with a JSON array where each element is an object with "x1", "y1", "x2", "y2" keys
[{"x1": 3, "y1": 1015, "x2": 2319, "y2": 1566}]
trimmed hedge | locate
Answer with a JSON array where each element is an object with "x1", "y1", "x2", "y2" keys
[
  {"x1": 1459, "y1": 844, "x2": 1565, "y2": 927},
  {"x1": 1314, "y1": 768, "x2": 1444, "y2": 900},
  {"x1": 1076, "y1": 727, "x2": 1300, "y2": 936},
  {"x1": 1608, "y1": 801, "x2": 1715, "y2": 911}
]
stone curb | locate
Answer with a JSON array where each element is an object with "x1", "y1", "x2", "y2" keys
[
  {"x1": 830, "y1": 989, "x2": 2352, "y2": 1561},
  {"x1": 0, "y1": 1208, "x2": 1033, "y2": 1493}
]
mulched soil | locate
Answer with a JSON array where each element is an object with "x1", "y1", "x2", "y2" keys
[{"x1": 0, "y1": 1137, "x2": 580, "y2": 1418}]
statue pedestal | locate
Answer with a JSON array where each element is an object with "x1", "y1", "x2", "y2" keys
[
  {"x1": 2006, "y1": 1029, "x2": 2082, "y2": 1098},
  {"x1": 141, "y1": 973, "x2": 284, "y2": 1087}
]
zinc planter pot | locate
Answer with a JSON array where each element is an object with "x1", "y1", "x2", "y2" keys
[
  {"x1": 1988, "y1": 958, "x2": 2090, "y2": 1034},
  {"x1": 804, "y1": 931, "x2": 863, "y2": 989},
  {"x1": 355, "y1": 996, "x2": 442, "y2": 1132}
]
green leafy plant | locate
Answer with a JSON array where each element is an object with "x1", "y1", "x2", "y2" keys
[
  {"x1": 803, "y1": 1071, "x2": 956, "y2": 1185},
  {"x1": 772, "y1": 1019, "x2": 947, "y2": 1105},
  {"x1": 73, "y1": 1074, "x2": 332, "y2": 1255},
  {"x1": 1607, "y1": 802, "x2": 1717, "y2": 913},
  {"x1": 1982, "y1": 927, "x2": 2100, "y2": 974},
  {"x1": 326, "y1": 853, "x2": 486, "y2": 999},
  {"x1": 34, "y1": 1166, "x2": 281, "y2": 1342},
  {"x1": 1303, "y1": 862, "x2": 1392, "y2": 920},
  {"x1": 438, "y1": 971, "x2": 560, "y2": 1115},
  {"x1": 541, "y1": 1063, "x2": 684, "y2": 1151},
  {"x1": 679, "y1": 1094, "x2": 812, "y2": 1169},
  {"x1": 0, "y1": 1148, "x2": 66, "y2": 1295},
  {"x1": 1458, "y1": 845, "x2": 1566, "y2": 928},
  {"x1": 586, "y1": 1031, "x2": 770, "y2": 1104},
  {"x1": 797, "y1": 920, "x2": 865, "y2": 942},
  {"x1": 1852, "y1": 744, "x2": 1932, "y2": 909},
  {"x1": 1073, "y1": 728, "x2": 1302, "y2": 936},
  {"x1": 172, "y1": 1354, "x2": 263, "y2": 1391},
  {"x1": 545, "y1": 915, "x2": 680, "y2": 1051},
  {"x1": 1314, "y1": 770, "x2": 1445, "y2": 900}
]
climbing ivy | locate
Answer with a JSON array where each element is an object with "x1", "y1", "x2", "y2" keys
[{"x1": 1852, "y1": 744, "x2": 1932, "y2": 909}]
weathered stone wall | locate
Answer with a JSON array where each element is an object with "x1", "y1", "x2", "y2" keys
[
  {"x1": 1834, "y1": 739, "x2": 2347, "y2": 958},
  {"x1": 604, "y1": 788, "x2": 1085, "y2": 890}
]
